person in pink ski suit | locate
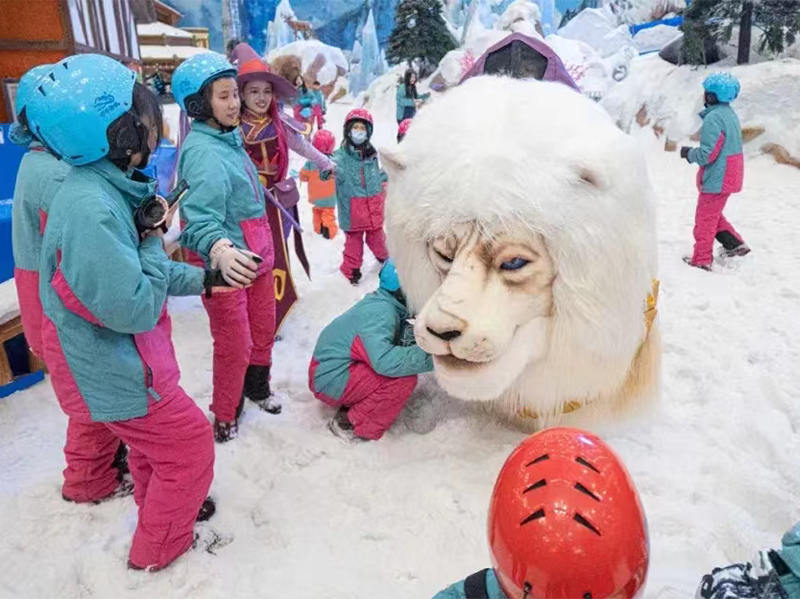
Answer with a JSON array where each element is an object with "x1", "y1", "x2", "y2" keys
[
  {"x1": 309, "y1": 260, "x2": 433, "y2": 441},
  {"x1": 323, "y1": 108, "x2": 389, "y2": 285},
  {"x1": 680, "y1": 72, "x2": 749, "y2": 271},
  {"x1": 173, "y1": 51, "x2": 275, "y2": 443},
  {"x1": 31, "y1": 54, "x2": 226, "y2": 571}
]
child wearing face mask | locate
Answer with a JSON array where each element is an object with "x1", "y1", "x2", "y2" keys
[{"x1": 323, "y1": 109, "x2": 389, "y2": 284}]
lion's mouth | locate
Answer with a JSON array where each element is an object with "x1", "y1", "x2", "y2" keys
[{"x1": 434, "y1": 353, "x2": 495, "y2": 371}]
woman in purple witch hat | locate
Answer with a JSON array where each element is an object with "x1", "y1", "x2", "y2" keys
[{"x1": 231, "y1": 43, "x2": 335, "y2": 335}]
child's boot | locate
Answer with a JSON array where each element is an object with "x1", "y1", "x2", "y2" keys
[
  {"x1": 328, "y1": 407, "x2": 363, "y2": 442},
  {"x1": 243, "y1": 365, "x2": 281, "y2": 414},
  {"x1": 349, "y1": 268, "x2": 362, "y2": 285},
  {"x1": 683, "y1": 256, "x2": 712, "y2": 271},
  {"x1": 321, "y1": 225, "x2": 330, "y2": 240},
  {"x1": 213, "y1": 419, "x2": 238, "y2": 443}
]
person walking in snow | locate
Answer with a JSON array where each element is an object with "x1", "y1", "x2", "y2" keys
[
  {"x1": 323, "y1": 108, "x2": 389, "y2": 284},
  {"x1": 435, "y1": 428, "x2": 649, "y2": 598},
  {"x1": 680, "y1": 72, "x2": 750, "y2": 272},
  {"x1": 10, "y1": 63, "x2": 132, "y2": 501},
  {"x1": 396, "y1": 69, "x2": 430, "y2": 124},
  {"x1": 32, "y1": 54, "x2": 223, "y2": 570},
  {"x1": 308, "y1": 259, "x2": 432, "y2": 441},
  {"x1": 309, "y1": 79, "x2": 327, "y2": 133},
  {"x1": 299, "y1": 129, "x2": 338, "y2": 239},
  {"x1": 173, "y1": 51, "x2": 277, "y2": 442}
]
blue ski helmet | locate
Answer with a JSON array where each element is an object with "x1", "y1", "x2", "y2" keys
[
  {"x1": 28, "y1": 54, "x2": 135, "y2": 166},
  {"x1": 379, "y1": 259, "x2": 400, "y2": 292},
  {"x1": 702, "y1": 72, "x2": 740, "y2": 103},
  {"x1": 171, "y1": 52, "x2": 236, "y2": 117},
  {"x1": 9, "y1": 64, "x2": 52, "y2": 145},
  {"x1": 15, "y1": 64, "x2": 52, "y2": 120}
]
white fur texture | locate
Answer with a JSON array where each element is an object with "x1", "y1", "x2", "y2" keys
[{"x1": 383, "y1": 76, "x2": 660, "y2": 423}]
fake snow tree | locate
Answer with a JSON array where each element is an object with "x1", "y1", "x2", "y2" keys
[
  {"x1": 682, "y1": 0, "x2": 800, "y2": 65},
  {"x1": 349, "y1": 9, "x2": 387, "y2": 95},
  {"x1": 387, "y1": 0, "x2": 457, "y2": 77}
]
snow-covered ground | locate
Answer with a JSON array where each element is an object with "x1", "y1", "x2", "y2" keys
[{"x1": 1, "y1": 97, "x2": 800, "y2": 598}]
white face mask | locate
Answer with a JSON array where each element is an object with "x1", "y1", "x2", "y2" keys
[{"x1": 349, "y1": 129, "x2": 368, "y2": 145}]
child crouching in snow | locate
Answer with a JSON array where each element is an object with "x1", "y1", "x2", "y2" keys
[
  {"x1": 299, "y1": 129, "x2": 338, "y2": 239},
  {"x1": 322, "y1": 108, "x2": 388, "y2": 285},
  {"x1": 308, "y1": 260, "x2": 432, "y2": 441},
  {"x1": 680, "y1": 72, "x2": 750, "y2": 272}
]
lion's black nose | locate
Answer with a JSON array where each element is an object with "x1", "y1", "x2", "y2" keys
[{"x1": 426, "y1": 326, "x2": 461, "y2": 342}]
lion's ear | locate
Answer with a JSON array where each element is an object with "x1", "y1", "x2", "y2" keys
[{"x1": 380, "y1": 147, "x2": 407, "y2": 179}]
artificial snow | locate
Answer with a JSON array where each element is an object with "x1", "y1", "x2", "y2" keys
[
  {"x1": 632, "y1": 24, "x2": 682, "y2": 54},
  {"x1": 267, "y1": 39, "x2": 348, "y2": 86},
  {"x1": 2, "y1": 83, "x2": 800, "y2": 598}
]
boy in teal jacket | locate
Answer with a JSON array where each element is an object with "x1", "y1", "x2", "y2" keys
[
  {"x1": 308, "y1": 260, "x2": 432, "y2": 441},
  {"x1": 681, "y1": 72, "x2": 749, "y2": 271}
]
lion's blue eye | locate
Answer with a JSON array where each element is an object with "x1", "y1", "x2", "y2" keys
[{"x1": 500, "y1": 257, "x2": 529, "y2": 271}]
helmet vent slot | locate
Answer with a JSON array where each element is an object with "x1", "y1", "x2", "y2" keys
[
  {"x1": 519, "y1": 508, "x2": 545, "y2": 525},
  {"x1": 575, "y1": 456, "x2": 600, "y2": 473},
  {"x1": 574, "y1": 482, "x2": 600, "y2": 502},
  {"x1": 523, "y1": 479, "x2": 547, "y2": 493},
  {"x1": 573, "y1": 512, "x2": 601, "y2": 536},
  {"x1": 526, "y1": 454, "x2": 549, "y2": 466}
]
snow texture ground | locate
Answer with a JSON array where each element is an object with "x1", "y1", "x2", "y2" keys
[{"x1": 1, "y1": 96, "x2": 800, "y2": 598}]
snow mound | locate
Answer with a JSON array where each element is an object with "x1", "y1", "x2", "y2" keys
[
  {"x1": 632, "y1": 24, "x2": 682, "y2": 54},
  {"x1": 557, "y1": 6, "x2": 635, "y2": 58},
  {"x1": 602, "y1": 55, "x2": 800, "y2": 156},
  {"x1": 267, "y1": 40, "x2": 348, "y2": 86},
  {"x1": 610, "y1": 0, "x2": 686, "y2": 23},
  {"x1": 494, "y1": 0, "x2": 543, "y2": 38}
]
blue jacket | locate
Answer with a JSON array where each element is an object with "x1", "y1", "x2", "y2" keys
[
  {"x1": 12, "y1": 144, "x2": 70, "y2": 271},
  {"x1": 40, "y1": 159, "x2": 205, "y2": 422},
  {"x1": 435, "y1": 569, "x2": 506, "y2": 599},
  {"x1": 178, "y1": 121, "x2": 273, "y2": 270},
  {"x1": 688, "y1": 103, "x2": 744, "y2": 194}
]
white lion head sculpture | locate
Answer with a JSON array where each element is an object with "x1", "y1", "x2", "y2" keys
[{"x1": 382, "y1": 76, "x2": 660, "y2": 425}]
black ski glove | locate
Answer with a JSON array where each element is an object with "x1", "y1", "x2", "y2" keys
[
  {"x1": 203, "y1": 269, "x2": 231, "y2": 298},
  {"x1": 680, "y1": 146, "x2": 692, "y2": 161}
]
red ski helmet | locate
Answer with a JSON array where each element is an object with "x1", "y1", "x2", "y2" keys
[
  {"x1": 344, "y1": 108, "x2": 374, "y2": 138},
  {"x1": 312, "y1": 129, "x2": 336, "y2": 155},
  {"x1": 397, "y1": 118, "x2": 413, "y2": 138},
  {"x1": 488, "y1": 427, "x2": 649, "y2": 599}
]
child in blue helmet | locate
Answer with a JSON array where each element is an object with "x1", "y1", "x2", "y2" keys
[
  {"x1": 9, "y1": 64, "x2": 133, "y2": 500},
  {"x1": 31, "y1": 53, "x2": 234, "y2": 571},
  {"x1": 10, "y1": 65, "x2": 70, "y2": 363},
  {"x1": 308, "y1": 259, "x2": 433, "y2": 441},
  {"x1": 680, "y1": 72, "x2": 749, "y2": 271},
  {"x1": 173, "y1": 51, "x2": 283, "y2": 443}
]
